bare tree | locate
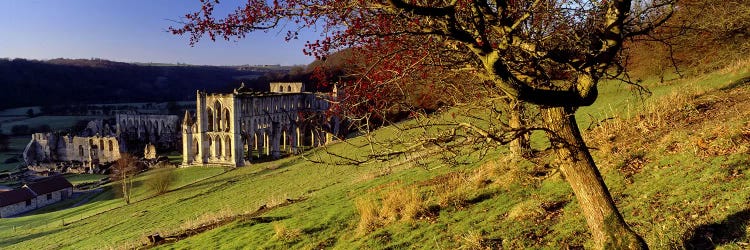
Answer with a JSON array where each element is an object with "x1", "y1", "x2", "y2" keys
[
  {"x1": 110, "y1": 153, "x2": 138, "y2": 204},
  {"x1": 171, "y1": 0, "x2": 678, "y2": 248}
]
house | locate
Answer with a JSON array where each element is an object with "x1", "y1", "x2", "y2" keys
[
  {"x1": 0, "y1": 188, "x2": 38, "y2": 218},
  {"x1": 0, "y1": 176, "x2": 73, "y2": 218},
  {"x1": 24, "y1": 176, "x2": 74, "y2": 208}
]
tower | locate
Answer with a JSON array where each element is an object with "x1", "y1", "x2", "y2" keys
[{"x1": 181, "y1": 110, "x2": 194, "y2": 166}]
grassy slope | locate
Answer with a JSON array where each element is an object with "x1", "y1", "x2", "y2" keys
[{"x1": 0, "y1": 62, "x2": 748, "y2": 249}]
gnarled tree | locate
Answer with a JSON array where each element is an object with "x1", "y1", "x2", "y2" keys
[{"x1": 171, "y1": 0, "x2": 676, "y2": 248}]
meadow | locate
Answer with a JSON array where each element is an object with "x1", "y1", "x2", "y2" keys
[{"x1": 0, "y1": 60, "x2": 748, "y2": 249}]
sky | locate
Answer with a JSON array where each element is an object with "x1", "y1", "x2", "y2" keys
[{"x1": 0, "y1": 0, "x2": 319, "y2": 66}]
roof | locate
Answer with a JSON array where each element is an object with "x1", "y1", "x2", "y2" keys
[
  {"x1": 25, "y1": 176, "x2": 73, "y2": 195},
  {"x1": 0, "y1": 188, "x2": 36, "y2": 207}
]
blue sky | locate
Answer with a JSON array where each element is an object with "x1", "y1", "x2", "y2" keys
[{"x1": 0, "y1": 0, "x2": 318, "y2": 66}]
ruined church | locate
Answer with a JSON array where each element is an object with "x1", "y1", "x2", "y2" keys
[{"x1": 181, "y1": 82, "x2": 340, "y2": 167}]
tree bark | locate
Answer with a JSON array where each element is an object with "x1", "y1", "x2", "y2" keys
[
  {"x1": 509, "y1": 100, "x2": 531, "y2": 158},
  {"x1": 541, "y1": 106, "x2": 647, "y2": 249}
]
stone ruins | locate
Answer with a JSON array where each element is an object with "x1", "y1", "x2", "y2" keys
[
  {"x1": 115, "y1": 114, "x2": 180, "y2": 151},
  {"x1": 181, "y1": 82, "x2": 341, "y2": 167},
  {"x1": 22, "y1": 82, "x2": 339, "y2": 171},
  {"x1": 22, "y1": 114, "x2": 181, "y2": 173},
  {"x1": 23, "y1": 133, "x2": 121, "y2": 173}
]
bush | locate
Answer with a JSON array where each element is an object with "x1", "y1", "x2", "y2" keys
[{"x1": 146, "y1": 168, "x2": 175, "y2": 195}]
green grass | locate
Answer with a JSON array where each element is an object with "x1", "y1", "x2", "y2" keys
[
  {"x1": 63, "y1": 174, "x2": 107, "y2": 186},
  {"x1": 0, "y1": 62, "x2": 748, "y2": 249}
]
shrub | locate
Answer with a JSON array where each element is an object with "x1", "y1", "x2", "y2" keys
[
  {"x1": 146, "y1": 168, "x2": 175, "y2": 195},
  {"x1": 273, "y1": 222, "x2": 302, "y2": 242},
  {"x1": 355, "y1": 197, "x2": 381, "y2": 234}
]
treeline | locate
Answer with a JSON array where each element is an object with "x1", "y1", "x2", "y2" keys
[{"x1": 0, "y1": 58, "x2": 295, "y2": 110}]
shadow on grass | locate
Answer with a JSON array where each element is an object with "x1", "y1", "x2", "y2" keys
[
  {"x1": 0, "y1": 227, "x2": 64, "y2": 247},
  {"x1": 719, "y1": 76, "x2": 750, "y2": 91},
  {"x1": 683, "y1": 208, "x2": 750, "y2": 249}
]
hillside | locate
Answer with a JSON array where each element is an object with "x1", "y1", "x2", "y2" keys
[
  {"x1": 0, "y1": 60, "x2": 748, "y2": 249},
  {"x1": 0, "y1": 58, "x2": 294, "y2": 110}
]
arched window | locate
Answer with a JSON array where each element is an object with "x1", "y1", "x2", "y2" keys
[
  {"x1": 287, "y1": 86, "x2": 292, "y2": 92},
  {"x1": 207, "y1": 109, "x2": 214, "y2": 131},
  {"x1": 279, "y1": 86, "x2": 284, "y2": 92},
  {"x1": 193, "y1": 139, "x2": 199, "y2": 158},
  {"x1": 224, "y1": 108, "x2": 231, "y2": 131},
  {"x1": 108, "y1": 140, "x2": 113, "y2": 152},
  {"x1": 208, "y1": 138, "x2": 214, "y2": 157},
  {"x1": 225, "y1": 135, "x2": 232, "y2": 157},
  {"x1": 214, "y1": 101, "x2": 222, "y2": 129},
  {"x1": 216, "y1": 137, "x2": 223, "y2": 157},
  {"x1": 79, "y1": 145, "x2": 84, "y2": 157}
]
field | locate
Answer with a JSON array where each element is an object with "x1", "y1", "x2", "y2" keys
[{"x1": 0, "y1": 61, "x2": 748, "y2": 249}]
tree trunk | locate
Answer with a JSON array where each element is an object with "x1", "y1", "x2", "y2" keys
[
  {"x1": 541, "y1": 106, "x2": 647, "y2": 249},
  {"x1": 509, "y1": 100, "x2": 531, "y2": 158}
]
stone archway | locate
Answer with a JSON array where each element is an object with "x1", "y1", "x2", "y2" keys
[
  {"x1": 207, "y1": 108, "x2": 214, "y2": 131},
  {"x1": 225, "y1": 135, "x2": 232, "y2": 159},
  {"x1": 224, "y1": 108, "x2": 231, "y2": 131},
  {"x1": 192, "y1": 138, "x2": 199, "y2": 161},
  {"x1": 208, "y1": 137, "x2": 214, "y2": 159},
  {"x1": 216, "y1": 136, "x2": 222, "y2": 159}
]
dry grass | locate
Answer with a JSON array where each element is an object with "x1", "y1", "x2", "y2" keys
[
  {"x1": 355, "y1": 197, "x2": 381, "y2": 234},
  {"x1": 355, "y1": 185, "x2": 427, "y2": 235},
  {"x1": 460, "y1": 230, "x2": 487, "y2": 250},
  {"x1": 272, "y1": 222, "x2": 302, "y2": 242},
  {"x1": 178, "y1": 208, "x2": 235, "y2": 233},
  {"x1": 507, "y1": 199, "x2": 546, "y2": 221}
]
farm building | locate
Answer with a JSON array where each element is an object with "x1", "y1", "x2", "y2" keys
[{"x1": 0, "y1": 176, "x2": 73, "y2": 218}]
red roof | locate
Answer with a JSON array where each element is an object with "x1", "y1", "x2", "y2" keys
[
  {"x1": 0, "y1": 188, "x2": 36, "y2": 207},
  {"x1": 25, "y1": 176, "x2": 73, "y2": 195}
]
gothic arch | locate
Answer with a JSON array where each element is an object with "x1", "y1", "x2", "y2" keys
[
  {"x1": 208, "y1": 138, "x2": 214, "y2": 158},
  {"x1": 225, "y1": 135, "x2": 232, "y2": 158},
  {"x1": 192, "y1": 138, "x2": 199, "y2": 160},
  {"x1": 215, "y1": 136, "x2": 223, "y2": 158},
  {"x1": 224, "y1": 108, "x2": 231, "y2": 131},
  {"x1": 207, "y1": 108, "x2": 214, "y2": 131},
  {"x1": 214, "y1": 100, "x2": 222, "y2": 131}
]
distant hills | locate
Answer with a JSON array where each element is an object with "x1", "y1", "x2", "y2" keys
[{"x1": 0, "y1": 58, "x2": 298, "y2": 110}]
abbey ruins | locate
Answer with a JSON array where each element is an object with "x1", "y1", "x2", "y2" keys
[
  {"x1": 23, "y1": 114, "x2": 180, "y2": 173},
  {"x1": 21, "y1": 82, "x2": 340, "y2": 171},
  {"x1": 182, "y1": 82, "x2": 340, "y2": 167}
]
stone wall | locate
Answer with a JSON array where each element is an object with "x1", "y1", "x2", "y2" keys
[
  {"x1": 33, "y1": 188, "x2": 71, "y2": 208},
  {"x1": 23, "y1": 133, "x2": 121, "y2": 167},
  {"x1": 116, "y1": 114, "x2": 180, "y2": 151},
  {"x1": 0, "y1": 198, "x2": 37, "y2": 218},
  {"x1": 182, "y1": 82, "x2": 339, "y2": 167}
]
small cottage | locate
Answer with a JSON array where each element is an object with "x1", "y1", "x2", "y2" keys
[
  {"x1": 0, "y1": 188, "x2": 38, "y2": 218},
  {"x1": 24, "y1": 176, "x2": 74, "y2": 208},
  {"x1": 0, "y1": 176, "x2": 74, "y2": 218}
]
